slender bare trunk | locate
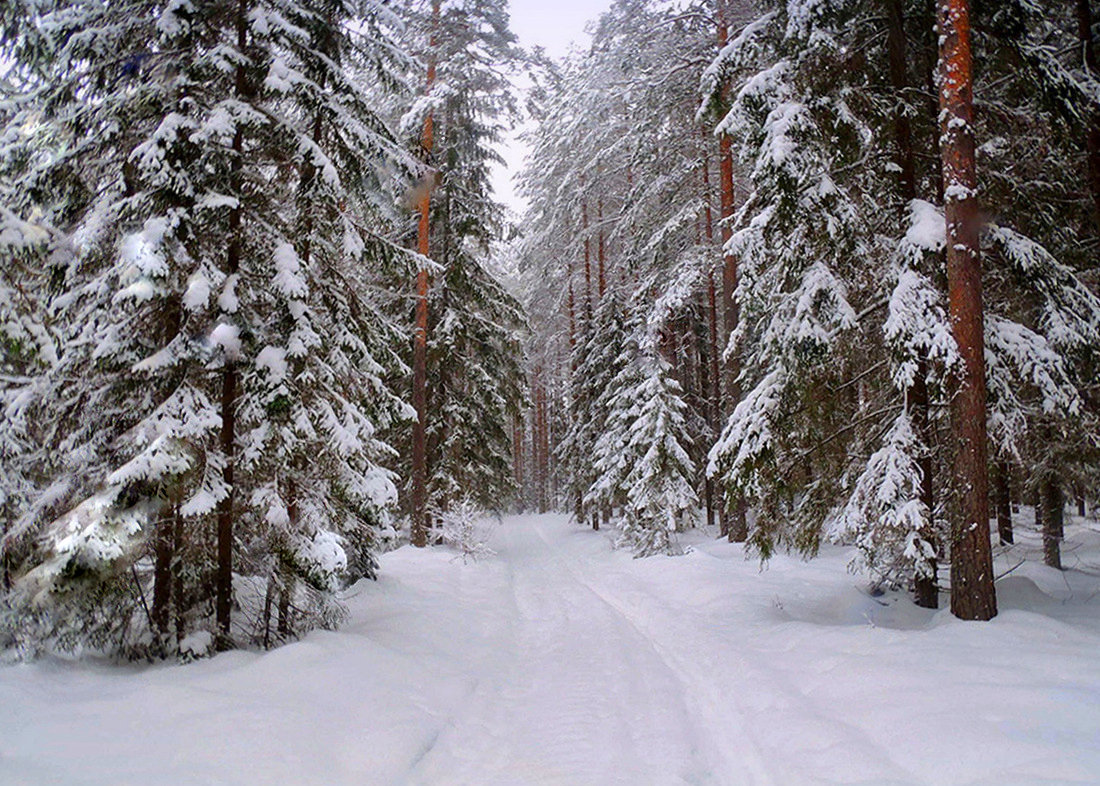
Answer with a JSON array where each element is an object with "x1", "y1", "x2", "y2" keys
[{"x1": 938, "y1": 0, "x2": 996, "y2": 620}]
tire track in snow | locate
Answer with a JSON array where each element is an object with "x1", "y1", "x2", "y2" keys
[
  {"x1": 529, "y1": 520, "x2": 775, "y2": 786},
  {"x1": 407, "y1": 516, "x2": 717, "y2": 785},
  {"x1": 570, "y1": 545, "x2": 920, "y2": 784}
]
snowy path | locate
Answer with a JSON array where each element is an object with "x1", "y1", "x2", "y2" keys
[{"x1": 4, "y1": 513, "x2": 1100, "y2": 785}]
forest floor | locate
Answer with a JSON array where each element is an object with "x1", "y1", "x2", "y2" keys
[{"x1": 2, "y1": 512, "x2": 1100, "y2": 785}]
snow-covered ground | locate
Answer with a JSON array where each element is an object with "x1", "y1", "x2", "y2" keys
[{"x1": 3, "y1": 512, "x2": 1100, "y2": 785}]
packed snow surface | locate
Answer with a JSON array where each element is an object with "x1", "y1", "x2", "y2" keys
[{"x1": 3, "y1": 513, "x2": 1100, "y2": 785}]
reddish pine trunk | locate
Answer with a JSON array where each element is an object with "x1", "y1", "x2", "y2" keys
[
  {"x1": 716, "y1": 6, "x2": 747, "y2": 544},
  {"x1": 540, "y1": 383, "x2": 550, "y2": 512},
  {"x1": 582, "y1": 199, "x2": 592, "y2": 319},
  {"x1": 597, "y1": 197, "x2": 606, "y2": 299},
  {"x1": 411, "y1": 0, "x2": 439, "y2": 548},
  {"x1": 938, "y1": 0, "x2": 996, "y2": 620}
]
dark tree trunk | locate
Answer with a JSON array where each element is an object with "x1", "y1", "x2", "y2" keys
[
  {"x1": 938, "y1": 0, "x2": 996, "y2": 620},
  {"x1": 277, "y1": 564, "x2": 293, "y2": 637},
  {"x1": 886, "y1": 0, "x2": 938, "y2": 609},
  {"x1": 216, "y1": 363, "x2": 237, "y2": 641},
  {"x1": 262, "y1": 574, "x2": 275, "y2": 649},
  {"x1": 151, "y1": 505, "x2": 176, "y2": 634},
  {"x1": 1042, "y1": 474, "x2": 1064, "y2": 570},
  {"x1": 215, "y1": 0, "x2": 250, "y2": 647},
  {"x1": 994, "y1": 460, "x2": 1013, "y2": 544},
  {"x1": 172, "y1": 507, "x2": 185, "y2": 648},
  {"x1": 1077, "y1": 0, "x2": 1100, "y2": 225}
]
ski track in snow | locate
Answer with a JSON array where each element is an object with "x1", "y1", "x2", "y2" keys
[{"x1": 3, "y1": 513, "x2": 1100, "y2": 785}]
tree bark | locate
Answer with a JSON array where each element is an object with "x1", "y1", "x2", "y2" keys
[
  {"x1": 715, "y1": 6, "x2": 747, "y2": 544},
  {"x1": 582, "y1": 197, "x2": 592, "y2": 319},
  {"x1": 886, "y1": 0, "x2": 938, "y2": 609},
  {"x1": 1042, "y1": 473, "x2": 1064, "y2": 570},
  {"x1": 216, "y1": 361, "x2": 237, "y2": 640},
  {"x1": 214, "y1": 0, "x2": 250, "y2": 647},
  {"x1": 597, "y1": 196, "x2": 606, "y2": 299},
  {"x1": 151, "y1": 504, "x2": 176, "y2": 635},
  {"x1": 994, "y1": 459, "x2": 1013, "y2": 544},
  {"x1": 938, "y1": 0, "x2": 996, "y2": 620},
  {"x1": 411, "y1": 0, "x2": 439, "y2": 549},
  {"x1": 172, "y1": 506, "x2": 185, "y2": 648},
  {"x1": 1077, "y1": 0, "x2": 1100, "y2": 225}
]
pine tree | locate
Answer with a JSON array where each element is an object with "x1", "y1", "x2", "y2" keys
[{"x1": 392, "y1": 0, "x2": 527, "y2": 532}]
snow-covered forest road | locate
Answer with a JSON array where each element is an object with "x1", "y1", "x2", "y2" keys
[{"x1": 4, "y1": 514, "x2": 1100, "y2": 785}]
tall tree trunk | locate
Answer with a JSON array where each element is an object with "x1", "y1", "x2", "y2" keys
[
  {"x1": 513, "y1": 415, "x2": 524, "y2": 512},
  {"x1": 172, "y1": 505, "x2": 185, "y2": 648},
  {"x1": 215, "y1": 0, "x2": 250, "y2": 646},
  {"x1": 886, "y1": 0, "x2": 938, "y2": 609},
  {"x1": 216, "y1": 359, "x2": 237, "y2": 641},
  {"x1": 702, "y1": 128, "x2": 725, "y2": 534},
  {"x1": 1077, "y1": 0, "x2": 1100, "y2": 225},
  {"x1": 597, "y1": 196, "x2": 606, "y2": 299},
  {"x1": 411, "y1": 0, "x2": 439, "y2": 549},
  {"x1": 938, "y1": 0, "x2": 996, "y2": 620},
  {"x1": 582, "y1": 198, "x2": 592, "y2": 319},
  {"x1": 1042, "y1": 473, "x2": 1064, "y2": 570},
  {"x1": 716, "y1": 4, "x2": 747, "y2": 543},
  {"x1": 994, "y1": 459, "x2": 1013, "y2": 544}
]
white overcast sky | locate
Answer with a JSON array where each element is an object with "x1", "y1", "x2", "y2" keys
[{"x1": 490, "y1": 0, "x2": 613, "y2": 216}]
